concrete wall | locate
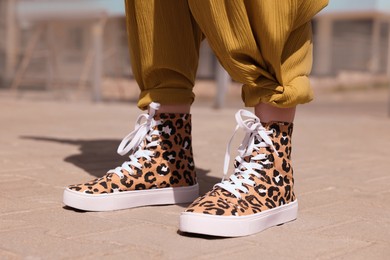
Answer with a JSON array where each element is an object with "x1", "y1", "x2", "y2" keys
[
  {"x1": 312, "y1": 16, "x2": 390, "y2": 78},
  {"x1": 0, "y1": 0, "x2": 8, "y2": 81},
  {"x1": 312, "y1": 18, "x2": 389, "y2": 76}
]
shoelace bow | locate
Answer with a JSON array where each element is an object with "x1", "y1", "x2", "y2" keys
[
  {"x1": 108, "y1": 102, "x2": 161, "y2": 178},
  {"x1": 216, "y1": 110, "x2": 280, "y2": 199}
]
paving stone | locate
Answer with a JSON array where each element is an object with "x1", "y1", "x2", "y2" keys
[
  {"x1": 0, "y1": 86, "x2": 389, "y2": 259},
  {"x1": 0, "y1": 248, "x2": 20, "y2": 260},
  {"x1": 0, "y1": 227, "x2": 123, "y2": 259},
  {"x1": 336, "y1": 243, "x2": 390, "y2": 260}
]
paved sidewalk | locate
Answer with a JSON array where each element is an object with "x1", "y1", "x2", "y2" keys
[{"x1": 0, "y1": 86, "x2": 389, "y2": 259}]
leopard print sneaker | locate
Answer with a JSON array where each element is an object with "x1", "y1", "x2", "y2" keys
[
  {"x1": 180, "y1": 109, "x2": 297, "y2": 237},
  {"x1": 63, "y1": 102, "x2": 198, "y2": 211}
]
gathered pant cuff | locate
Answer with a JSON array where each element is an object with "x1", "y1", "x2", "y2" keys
[
  {"x1": 242, "y1": 76, "x2": 314, "y2": 108},
  {"x1": 138, "y1": 88, "x2": 195, "y2": 110}
]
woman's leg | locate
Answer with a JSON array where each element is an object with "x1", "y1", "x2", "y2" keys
[
  {"x1": 63, "y1": 0, "x2": 202, "y2": 211},
  {"x1": 188, "y1": 0, "x2": 327, "y2": 110},
  {"x1": 125, "y1": 0, "x2": 203, "y2": 111},
  {"x1": 180, "y1": 0, "x2": 328, "y2": 237},
  {"x1": 255, "y1": 104, "x2": 296, "y2": 123}
]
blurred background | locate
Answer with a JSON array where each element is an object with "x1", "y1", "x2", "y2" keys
[
  {"x1": 0, "y1": 0, "x2": 390, "y2": 108},
  {"x1": 1, "y1": 1, "x2": 390, "y2": 258}
]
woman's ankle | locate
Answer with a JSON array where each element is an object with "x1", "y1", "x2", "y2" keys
[
  {"x1": 152, "y1": 104, "x2": 191, "y2": 114},
  {"x1": 254, "y1": 103, "x2": 296, "y2": 123}
]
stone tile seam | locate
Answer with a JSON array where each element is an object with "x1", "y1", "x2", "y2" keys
[
  {"x1": 299, "y1": 201, "x2": 344, "y2": 213},
  {"x1": 316, "y1": 241, "x2": 377, "y2": 260},
  {"x1": 64, "y1": 221, "x2": 175, "y2": 240}
]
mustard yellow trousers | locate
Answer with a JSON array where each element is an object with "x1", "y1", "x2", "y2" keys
[{"x1": 125, "y1": 0, "x2": 328, "y2": 110}]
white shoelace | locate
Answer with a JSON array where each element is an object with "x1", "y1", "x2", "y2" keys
[
  {"x1": 108, "y1": 102, "x2": 161, "y2": 179},
  {"x1": 216, "y1": 110, "x2": 279, "y2": 199}
]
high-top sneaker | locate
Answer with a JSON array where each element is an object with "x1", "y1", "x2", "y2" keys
[
  {"x1": 63, "y1": 102, "x2": 198, "y2": 211},
  {"x1": 180, "y1": 109, "x2": 297, "y2": 237}
]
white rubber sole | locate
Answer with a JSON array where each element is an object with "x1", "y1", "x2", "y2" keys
[
  {"x1": 180, "y1": 200, "x2": 298, "y2": 237},
  {"x1": 63, "y1": 184, "x2": 199, "y2": 211}
]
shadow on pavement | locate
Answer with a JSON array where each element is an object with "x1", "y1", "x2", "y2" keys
[
  {"x1": 21, "y1": 136, "x2": 219, "y2": 191},
  {"x1": 177, "y1": 230, "x2": 231, "y2": 240}
]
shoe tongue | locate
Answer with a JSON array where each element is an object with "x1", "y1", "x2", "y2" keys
[{"x1": 261, "y1": 121, "x2": 294, "y2": 140}]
